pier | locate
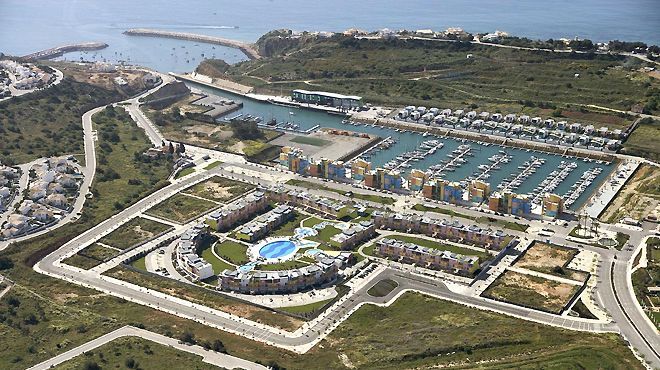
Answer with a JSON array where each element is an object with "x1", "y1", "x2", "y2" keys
[
  {"x1": 471, "y1": 153, "x2": 512, "y2": 182},
  {"x1": 124, "y1": 29, "x2": 260, "y2": 60},
  {"x1": 427, "y1": 144, "x2": 471, "y2": 177},
  {"x1": 21, "y1": 42, "x2": 108, "y2": 61},
  {"x1": 498, "y1": 156, "x2": 545, "y2": 193}
]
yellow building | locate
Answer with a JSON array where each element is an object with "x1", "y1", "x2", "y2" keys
[
  {"x1": 351, "y1": 159, "x2": 371, "y2": 181},
  {"x1": 408, "y1": 169, "x2": 428, "y2": 191},
  {"x1": 542, "y1": 193, "x2": 564, "y2": 218},
  {"x1": 468, "y1": 180, "x2": 490, "y2": 203}
]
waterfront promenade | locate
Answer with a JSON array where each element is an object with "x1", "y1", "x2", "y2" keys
[{"x1": 124, "y1": 28, "x2": 261, "y2": 60}]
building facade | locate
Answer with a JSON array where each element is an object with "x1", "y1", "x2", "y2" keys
[
  {"x1": 372, "y1": 211, "x2": 512, "y2": 250},
  {"x1": 376, "y1": 238, "x2": 480, "y2": 275}
]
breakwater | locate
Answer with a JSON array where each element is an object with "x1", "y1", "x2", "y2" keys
[
  {"x1": 124, "y1": 28, "x2": 261, "y2": 60},
  {"x1": 22, "y1": 42, "x2": 108, "y2": 61}
]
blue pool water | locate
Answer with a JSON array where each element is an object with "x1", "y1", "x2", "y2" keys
[{"x1": 259, "y1": 240, "x2": 296, "y2": 259}]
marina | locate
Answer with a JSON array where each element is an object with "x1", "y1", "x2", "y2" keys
[{"x1": 187, "y1": 80, "x2": 615, "y2": 211}]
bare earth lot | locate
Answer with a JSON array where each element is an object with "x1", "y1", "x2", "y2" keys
[
  {"x1": 601, "y1": 164, "x2": 660, "y2": 223},
  {"x1": 515, "y1": 242, "x2": 587, "y2": 282},
  {"x1": 483, "y1": 270, "x2": 581, "y2": 314},
  {"x1": 182, "y1": 176, "x2": 254, "y2": 203}
]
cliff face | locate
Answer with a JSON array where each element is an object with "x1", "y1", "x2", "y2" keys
[
  {"x1": 255, "y1": 29, "x2": 319, "y2": 57},
  {"x1": 142, "y1": 81, "x2": 190, "y2": 109},
  {"x1": 195, "y1": 59, "x2": 230, "y2": 78}
]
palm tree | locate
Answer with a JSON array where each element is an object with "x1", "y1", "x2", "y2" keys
[{"x1": 591, "y1": 220, "x2": 600, "y2": 238}]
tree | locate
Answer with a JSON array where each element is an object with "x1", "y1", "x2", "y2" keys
[
  {"x1": 168, "y1": 142, "x2": 175, "y2": 154},
  {"x1": 179, "y1": 331, "x2": 196, "y2": 345},
  {"x1": 178, "y1": 142, "x2": 186, "y2": 153},
  {"x1": 125, "y1": 357, "x2": 137, "y2": 369},
  {"x1": 0, "y1": 256, "x2": 14, "y2": 270},
  {"x1": 82, "y1": 361, "x2": 101, "y2": 370},
  {"x1": 212, "y1": 339, "x2": 226, "y2": 353}
]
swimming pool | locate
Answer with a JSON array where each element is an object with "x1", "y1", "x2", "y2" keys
[{"x1": 259, "y1": 240, "x2": 296, "y2": 259}]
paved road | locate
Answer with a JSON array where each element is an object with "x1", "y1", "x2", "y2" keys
[
  {"x1": 0, "y1": 104, "x2": 102, "y2": 251},
  {"x1": 0, "y1": 160, "x2": 35, "y2": 228},
  {"x1": 27, "y1": 325, "x2": 268, "y2": 370},
  {"x1": 0, "y1": 72, "x2": 176, "y2": 250},
  {"x1": 0, "y1": 66, "x2": 64, "y2": 103},
  {"x1": 22, "y1": 67, "x2": 659, "y2": 365}
]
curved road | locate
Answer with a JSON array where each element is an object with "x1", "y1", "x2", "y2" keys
[{"x1": 24, "y1": 69, "x2": 660, "y2": 366}]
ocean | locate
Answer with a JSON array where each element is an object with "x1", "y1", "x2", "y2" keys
[{"x1": 1, "y1": 0, "x2": 659, "y2": 72}]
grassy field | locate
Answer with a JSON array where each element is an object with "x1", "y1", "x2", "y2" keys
[
  {"x1": 622, "y1": 118, "x2": 660, "y2": 161},
  {"x1": 367, "y1": 279, "x2": 398, "y2": 297},
  {"x1": 204, "y1": 160, "x2": 223, "y2": 170},
  {"x1": 413, "y1": 203, "x2": 477, "y2": 220},
  {"x1": 174, "y1": 167, "x2": 195, "y2": 179},
  {"x1": 0, "y1": 78, "x2": 123, "y2": 164},
  {"x1": 215, "y1": 240, "x2": 249, "y2": 265},
  {"x1": 89, "y1": 107, "x2": 173, "y2": 219},
  {"x1": 308, "y1": 292, "x2": 643, "y2": 369},
  {"x1": 98, "y1": 217, "x2": 171, "y2": 250},
  {"x1": 269, "y1": 212, "x2": 306, "y2": 237},
  {"x1": 387, "y1": 234, "x2": 491, "y2": 261},
  {"x1": 61, "y1": 254, "x2": 102, "y2": 270},
  {"x1": 146, "y1": 194, "x2": 218, "y2": 223},
  {"x1": 227, "y1": 35, "x2": 658, "y2": 122},
  {"x1": 482, "y1": 270, "x2": 581, "y2": 314},
  {"x1": 62, "y1": 244, "x2": 119, "y2": 270},
  {"x1": 53, "y1": 336, "x2": 216, "y2": 370},
  {"x1": 130, "y1": 256, "x2": 147, "y2": 271},
  {"x1": 412, "y1": 204, "x2": 529, "y2": 232},
  {"x1": 290, "y1": 135, "x2": 332, "y2": 147},
  {"x1": 80, "y1": 243, "x2": 119, "y2": 261},
  {"x1": 199, "y1": 244, "x2": 234, "y2": 274},
  {"x1": 183, "y1": 176, "x2": 254, "y2": 202},
  {"x1": 278, "y1": 299, "x2": 333, "y2": 314},
  {"x1": 475, "y1": 216, "x2": 529, "y2": 232},
  {"x1": 105, "y1": 265, "x2": 302, "y2": 331}
]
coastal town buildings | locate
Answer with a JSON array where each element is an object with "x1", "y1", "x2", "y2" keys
[
  {"x1": 376, "y1": 238, "x2": 480, "y2": 275},
  {"x1": 175, "y1": 223, "x2": 214, "y2": 281},
  {"x1": 291, "y1": 89, "x2": 363, "y2": 109},
  {"x1": 280, "y1": 147, "x2": 347, "y2": 181},
  {"x1": 1, "y1": 157, "x2": 82, "y2": 239},
  {"x1": 205, "y1": 191, "x2": 268, "y2": 232},
  {"x1": 372, "y1": 211, "x2": 511, "y2": 250},
  {"x1": 235, "y1": 205, "x2": 294, "y2": 242},
  {"x1": 364, "y1": 168, "x2": 403, "y2": 191},
  {"x1": 265, "y1": 185, "x2": 353, "y2": 219},
  {"x1": 219, "y1": 251, "x2": 354, "y2": 294},
  {"x1": 330, "y1": 220, "x2": 376, "y2": 250},
  {"x1": 488, "y1": 191, "x2": 532, "y2": 216}
]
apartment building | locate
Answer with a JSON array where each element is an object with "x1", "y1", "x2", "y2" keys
[
  {"x1": 376, "y1": 238, "x2": 480, "y2": 275},
  {"x1": 205, "y1": 191, "x2": 268, "y2": 231},
  {"x1": 372, "y1": 211, "x2": 511, "y2": 250}
]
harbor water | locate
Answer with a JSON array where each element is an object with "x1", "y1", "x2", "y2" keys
[
  {"x1": 1, "y1": 0, "x2": 659, "y2": 72},
  {"x1": 189, "y1": 81, "x2": 613, "y2": 211}
]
